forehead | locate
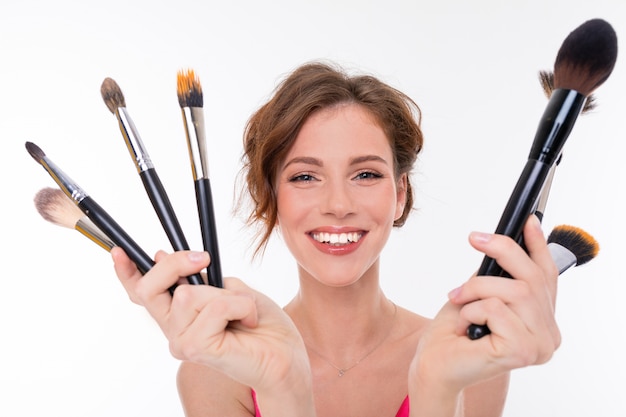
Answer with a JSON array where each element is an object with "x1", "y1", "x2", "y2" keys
[{"x1": 289, "y1": 104, "x2": 392, "y2": 156}]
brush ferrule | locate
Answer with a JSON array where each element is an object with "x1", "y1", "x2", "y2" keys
[
  {"x1": 548, "y1": 242, "x2": 577, "y2": 273},
  {"x1": 534, "y1": 155, "x2": 559, "y2": 220},
  {"x1": 528, "y1": 89, "x2": 585, "y2": 165},
  {"x1": 116, "y1": 107, "x2": 154, "y2": 172},
  {"x1": 76, "y1": 217, "x2": 115, "y2": 251},
  {"x1": 181, "y1": 107, "x2": 209, "y2": 180},
  {"x1": 40, "y1": 156, "x2": 88, "y2": 203}
]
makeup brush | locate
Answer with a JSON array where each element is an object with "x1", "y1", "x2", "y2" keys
[
  {"x1": 547, "y1": 224, "x2": 599, "y2": 273},
  {"x1": 534, "y1": 68, "x2": 599, "y2": 222},
  {"x1": 101, "y1": 78, "x2": 204, "y2": 285},
  {"x1": 469, "y1": 18, "x2": 618, "y2": 340},
  {"x1": 26, "y1": 141, "x2": 154, "y2": 275},
  {"x1": 176, "y1": 69, "x2": 223, "y2": 288},
  {"x1": 34, "y1": 187, "x2": 115, "y2": 251},
  {"x1": 539, "y1": 70, "x2": 597, "y2": 114}
]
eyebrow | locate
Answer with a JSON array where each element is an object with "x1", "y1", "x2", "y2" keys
[{"x1": 282, "y1": 155, "x2": 389, "y2": 169}]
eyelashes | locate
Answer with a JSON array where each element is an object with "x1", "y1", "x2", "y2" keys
[{"x1": 287, "y1": 170, "x2": 384, "y2": 183}]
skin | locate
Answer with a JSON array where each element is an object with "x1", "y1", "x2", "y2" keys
[{"x1": 112, "y1": 104, "x2": 560, "y2": 417}]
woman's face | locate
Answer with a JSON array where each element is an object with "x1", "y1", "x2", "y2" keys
[{"x1": 275, "y1": 103, "x2": 407, "y2": 287}]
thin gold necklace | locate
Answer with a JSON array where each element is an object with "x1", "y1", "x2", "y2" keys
[{"x1": 305, "y1": 302, "x2": 397, "y2": 377}]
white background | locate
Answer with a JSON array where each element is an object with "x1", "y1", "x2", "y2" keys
[{"x1": 1, "y1": 1, "x2": 624, "y2": 416}]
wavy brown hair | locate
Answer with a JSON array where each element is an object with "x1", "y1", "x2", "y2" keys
[{"x1": 238, "y1": 61, "x2": 424, "y2": 257}]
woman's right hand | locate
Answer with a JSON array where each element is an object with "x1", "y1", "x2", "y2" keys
[{"x1": 111, "y1": 247, "x2": 313, "y2": 401}]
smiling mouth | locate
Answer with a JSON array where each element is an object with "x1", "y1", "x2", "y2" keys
[{"x1": 310, "y1": 232, "x2": 363, "y2": 246}]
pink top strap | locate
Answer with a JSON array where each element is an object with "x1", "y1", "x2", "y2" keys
[{"x1": 251, "y1": 390, "x2": 409, "y2": 416}]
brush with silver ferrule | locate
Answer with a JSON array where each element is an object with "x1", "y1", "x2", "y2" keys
[
  {"x1": 469, "y1": 18, "x2": 618, "y2": 340},
  {"x1": 176, "y1": 69, "x2": 223, "y2": 288},
  {"x1": 101, "y1": 77, "x2": 204, "y2": 286},
  {"x1": 25, "y1": 141, "x2": 154, "y2": 274},
  {"x1": 35, "y1": 187, "x2": 115, "y2": 251},
  {"x1": 547, "y1": 224, "x2": 599, "y2": 274}
]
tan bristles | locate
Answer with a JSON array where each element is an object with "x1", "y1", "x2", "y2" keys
[
  {"x1": 176, "y1": 69, "x2": 203, "y2": 108},
  {"x1": 34, "y1": 187, "x2": 83, "y2": 229},
  {"x1": 538, "y1": 70, "x2": 596, "y2": 112},
  {"x1": 100, "y1": 77, "x2": 126, "y2": 113}
]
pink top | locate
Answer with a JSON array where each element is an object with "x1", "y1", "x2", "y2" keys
[{"x1": 251, "y1": 390, "x2": 409, "y2": 416}]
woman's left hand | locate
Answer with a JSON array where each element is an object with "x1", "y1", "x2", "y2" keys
[{"x1": 409, "y1": 215, "x2": 561, "y2": 407}]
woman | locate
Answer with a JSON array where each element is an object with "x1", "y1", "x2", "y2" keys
[{"x1": 112, "y1": 61, "x2": 560, "y2": 416}]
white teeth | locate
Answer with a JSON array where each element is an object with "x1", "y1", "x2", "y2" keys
[{"x1": 312, "y1": 232, "x2": 362, "y2": 245}]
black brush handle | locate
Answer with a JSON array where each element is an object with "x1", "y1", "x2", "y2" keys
[
  {"x1": 467, "y1": 89, "x2": 585, "y2": 340},
  {"x1": 195, "y1": 178, "x2": 223, "y2": 288},
  {"x1": 79, "y1": 196, "x2": 154, "y2": 275},
  {"x1": 140, "y1": 168, "x2": 205, "y2": 285},
  {"x1": 467, "y1": 160, "x2": 551, "y2": 340}
]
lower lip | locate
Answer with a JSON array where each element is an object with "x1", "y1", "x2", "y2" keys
[{"x1": 309, "y1": 234, "x2": 365, "y2": 255}]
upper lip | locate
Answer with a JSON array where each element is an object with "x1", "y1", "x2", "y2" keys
[{"x1": 307, "y1": 226, "x2": 365, "y2": 234}]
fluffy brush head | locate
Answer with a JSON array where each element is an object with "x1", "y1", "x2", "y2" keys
[
  {"x1": 34, "y1": 187, "x2": 84, "y2": 229},
  {"x1": 548, "y1": 224, "x2": 600, "y2": 266},
  {"x1": 539, "y1": 70, "x2": 596, "y2": 112},
  {"x1": 553, "y1": 18, "x2": 618, "y2": 96},
  {"x1": 25, "y1": 141, "x2": 45, "y2": 162},
  {"x1": 176, "y1": 69, "x2": 203, "y2": 108},
  {"x1": 101, "y1": 77, "x2": 126, "y2": 113}
]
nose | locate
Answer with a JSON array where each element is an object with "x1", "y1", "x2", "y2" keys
[{"x1": 320, "y1": 179, "x2": 355, "y2": 219}]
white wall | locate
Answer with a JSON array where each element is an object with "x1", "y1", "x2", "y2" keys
[{"x1": 1, "y1": 1, "x2": 624, "y2": 416}]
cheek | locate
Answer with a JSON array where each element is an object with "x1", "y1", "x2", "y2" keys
[
  {"x1": 276, "y1": 188, "x2": 310, "y2": 225},
  {"x1": 363, "y1": 186, "x2": 401, "y2": 221}
]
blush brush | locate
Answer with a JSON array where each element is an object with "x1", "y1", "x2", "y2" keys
[
  {"x1": 34, "y1": 187, "x2": 115, "y2": 251},
  {"x1": 101, "y1": 78, "x2": 204, "y2": 285},
  {"x1": 469, "y1": 18, "x2": 618, "y2": 339},
  {"x1": 26, "y1": 141, "x2": 154, "y2": 275},
  {"x1": 176, "y1": 69, "x2": 223, "y2": 288}
]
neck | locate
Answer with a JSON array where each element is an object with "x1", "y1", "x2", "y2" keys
[{"x1": 285, "y1": 261, "x2": 396, "y2": 363}]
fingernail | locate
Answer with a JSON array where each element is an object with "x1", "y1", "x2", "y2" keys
[
  {"x1": 530, "y1": 213, "x2": 542, "y2": 230},
  {"x1": 188, "y1": 251, "x2": 209, "y2": 262},
  {"x1": 470, "y1": 231, "x2": 492, "y2": 243},
  {"x1": 448, "y1": 285, "x2": 462, "y2": 300}
]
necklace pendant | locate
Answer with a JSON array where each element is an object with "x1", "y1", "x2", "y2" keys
[{"x1": 338, "y1": 369, "x2": 345, "y2": 377}]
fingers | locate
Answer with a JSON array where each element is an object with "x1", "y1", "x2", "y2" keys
[
  {"x1": 169, "y1": 279, "x2": 259, "y2": 336},
  {"x1": 111, "y1": 248, "x2": 211, "y2": 317},
  {"x1": 111, "y1": 246, "x2": 143, "y2": 303},
  {"x1": 168, "y1": 282, "x2": 259, "y2": 361},
  {"x1": 449, "y1": 215, "x2": 561, "y2": 360}
]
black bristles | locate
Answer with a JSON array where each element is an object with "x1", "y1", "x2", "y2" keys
[
  {"x1": 548, "y1": 224, "x2": 600, "y2": 266},
  {"x1": 554, "y1": 18, "x2": 618, "y2": 96},
  {"x1": 176, "y1": 69, "x2": 203, "y2": 108},
  {"x1": 25, "y1": 141, "x2": 45, "y2": 162},
  {"x1": 101, "y1": 77, "x2": 126, "y2": 113}
]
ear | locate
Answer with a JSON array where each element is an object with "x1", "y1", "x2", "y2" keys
[{"x1": 394, "y1": 174, "x2": 408, "y2": 221}]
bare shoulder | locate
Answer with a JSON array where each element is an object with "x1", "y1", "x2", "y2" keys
[
  {"x1": 394, "y1": 303, "x2": 431, "y2": 341},
  {"x1": 177, "y1": 361, "x2": 255, "y2": 417}
]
